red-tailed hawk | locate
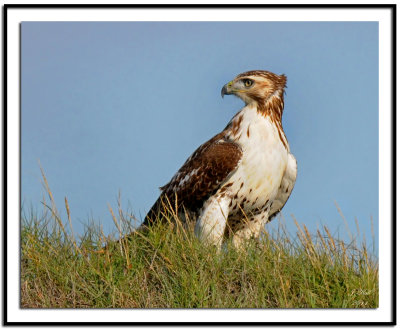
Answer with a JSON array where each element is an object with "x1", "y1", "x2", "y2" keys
[{"x1": 142, "y1": 70, "x2": 297, "y2": 248}]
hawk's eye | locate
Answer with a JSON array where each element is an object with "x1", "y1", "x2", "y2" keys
[{"x1": 243, "y1": 79, "x2": 254, "y2": 88}]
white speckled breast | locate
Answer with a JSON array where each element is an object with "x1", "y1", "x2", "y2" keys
[{"x1": 223, "y1": 105, "x2": 289, "y2": 226}]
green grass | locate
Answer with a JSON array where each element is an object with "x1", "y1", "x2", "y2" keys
[{"x1": 21, "y1": 172, "x2": 378, "y2": 308}]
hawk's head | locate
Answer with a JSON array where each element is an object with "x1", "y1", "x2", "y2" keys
[{"x1": 221, "y1": 70, "x2": 287, "y2": 106}]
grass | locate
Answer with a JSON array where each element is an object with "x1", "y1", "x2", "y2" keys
[{"x1": 21, "y1": 172, "x2": 378, "y2": 308}]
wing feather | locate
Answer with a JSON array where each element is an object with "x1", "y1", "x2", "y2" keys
[{"x1": 143, "y1": 132, "x2": 242, "y2": 226}]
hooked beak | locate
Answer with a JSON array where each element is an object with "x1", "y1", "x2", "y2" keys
[{"x1": 221, "y1": 81, "x2": 233, "y2": 98}]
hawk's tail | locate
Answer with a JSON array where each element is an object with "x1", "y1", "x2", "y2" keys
[{"x1": 140, "y1": 195, "x2": 166, "y2": 228}]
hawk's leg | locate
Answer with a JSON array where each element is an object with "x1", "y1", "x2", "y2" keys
[
  {"x1": 231, "y1": 212, "x2": 269, "y2": 249},
  {"x1": 195, "y1": 195, "x2": 230, "y2": 248}
]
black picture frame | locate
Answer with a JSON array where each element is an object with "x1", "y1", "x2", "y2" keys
[{"x1": 3, "y1": 4, "x2": 396, "y2": 326}]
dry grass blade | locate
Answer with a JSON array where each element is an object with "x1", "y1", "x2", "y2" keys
[
  {"x1": 39, "y1": 162, "x2": 57, "y2": 215},
  {"x1": 108, "y1": 204, "x2": 131, "y2": 267},
  {"x1": 64, "y1": 197, "x2": 81, "y2": 255},
  {"x1": 334, "y1": 201, "x2": 352, "y2": 240},
  {"x1": 324, "y1": 226, "x2": 337, "y2": 253}
]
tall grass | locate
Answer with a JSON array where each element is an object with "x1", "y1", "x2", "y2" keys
[{"x1": 21, "y1": 172, "x2": 378, "y2": 308}]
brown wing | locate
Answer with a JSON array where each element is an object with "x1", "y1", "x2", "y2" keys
[{"x1": 142, "y1": 132, "x2": 242, "y2": 226}]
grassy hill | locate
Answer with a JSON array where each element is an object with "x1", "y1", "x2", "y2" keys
[{"x1": 21, "y1": 196, "x2": 378, "y2": 308}]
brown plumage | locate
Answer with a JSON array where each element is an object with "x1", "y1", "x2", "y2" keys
[{"x1": 142, "y1": 132, "x2": 242, "y2": 226}]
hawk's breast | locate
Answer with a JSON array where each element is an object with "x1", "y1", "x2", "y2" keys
[{"x1": 223, "y1": 106, "x2": 288, "y2": 215}]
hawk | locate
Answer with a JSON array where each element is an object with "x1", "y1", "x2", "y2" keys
[{"x1": 142, "y1": 70, "x2": 297, "y2": 248}]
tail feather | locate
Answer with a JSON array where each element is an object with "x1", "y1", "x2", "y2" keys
[{"x1": 140, "y1": 196, "x2": 164, "y2": 228}]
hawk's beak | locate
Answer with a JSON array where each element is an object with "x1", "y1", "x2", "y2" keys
[{"x1": 221, "y1": 81, "x2": 233, "y2": 98}]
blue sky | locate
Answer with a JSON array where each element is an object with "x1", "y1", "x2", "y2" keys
[{"x1": 21, "y1": 22, "x2": 378, "y2": 251}]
